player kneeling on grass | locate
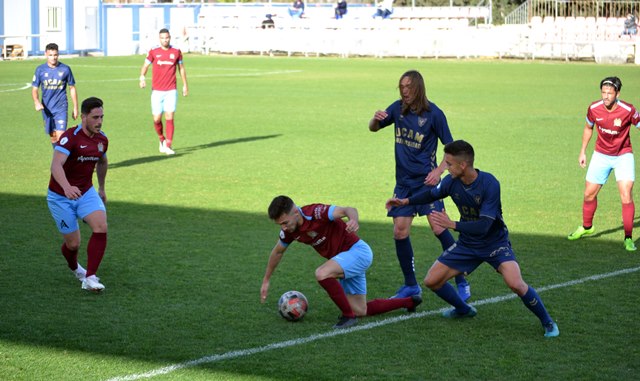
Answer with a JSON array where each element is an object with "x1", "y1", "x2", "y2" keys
[
  {"x1": 386, "y1": 140, "x2": 559, "y2": 338},
  {"x1": 261, "y1": 195, "x2": 422, "y2": 329},
  {"x1": 47, "y1": 97, "x2": 109, "y2": 292}
]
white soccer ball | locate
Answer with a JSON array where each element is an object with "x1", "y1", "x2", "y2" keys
[{"x1": 278, "y1": 290, "x2": 308, "y2": 322}]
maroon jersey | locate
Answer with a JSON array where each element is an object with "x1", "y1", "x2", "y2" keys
[
  {"x1": 279, "y1": 204, "x2": 360, "y2": 259},
  {"x1": 587, "y1": 99, "x2": 640, "y2": 156},
  {"x1": 49, "y1": 125, "x2": 108, "y2": 196},
  {"x1": 145, "y1": 45, "x2": 183, "y2": 91}
]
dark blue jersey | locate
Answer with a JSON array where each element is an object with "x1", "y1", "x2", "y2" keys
[
  {"x1": 378, "y1": 100, "x2": 453, "y2": 187},
  {"x1": 409, "y1": 170, "x2": 509, "y2": 248},
  {"x1": 32, "y1": 62, "x2": 75, "y2": 113}
]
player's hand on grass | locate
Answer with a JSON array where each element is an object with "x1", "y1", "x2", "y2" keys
[{"x1": 260, "y1": 281, "x2": 269, "y2": 303}]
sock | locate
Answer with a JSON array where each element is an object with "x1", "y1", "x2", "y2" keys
[
  {"x1": 520, "y1": 286, "x2": 552, "y2": 325},
  {"x1": 395, "y1": 237, "x2": 417, "y2": 286},
  {"x1": 86, "y1": 233, "x2": 107, "y2": 277},
  {"x1": 454, "y1": 274, "x2": 468, "y2": 286},
  {"x1": 366, "y1": 297, "x2": 413, "y2": 316},
  {"x1": 583, "y1": 199, "x2": 597, "y2": 228},
  {"x1": 622, "y1": 202, "x2": 634, "y2": 238},
  {"x1": 166, "y1": 119, "x2": 175, "y2": 147},
  {"x1": 61, "y1": 243, "x2": 79, "y2": 271},
  {"x1": 434, "y1": 282, "x2": 470, "y2": 314},
  {"x1": 318, "y1": 278, "x2": 355, "y2": 318},
  {"x1": 436, "y1": 230, "x2": 455, "y2": 251},
  {"x1": 154, "y1": 121, "x2": 164, "y2": 141}
]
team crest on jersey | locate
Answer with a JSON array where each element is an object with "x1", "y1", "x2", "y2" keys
[
  {"x1": 418, "y1": 117, "x2": 427, "y2": 127},
  {"x1": 474, "y1": 195, "x2": 482, "y2": 205},
  {"x1": 170, "y1": 53, "x2": 175, "y2": 60},
  {"x1": 614, "y1": 118, "x2": 622, "y2": 127},
  {"x1": 98, "y1": 142, "x2": 104, "y2": 152},
  {"x1": 44, "y1": 73, "x2": 49, "y2": 78},
  {"x1": 307, "y1": 231, "x2": 318, "y2": 239},
  {"x1": 279, "y1": 230, "x2": 286, "y2": 240},
  {"x1": 58, "y1": 71, "x2": 64, "y2": 77}
]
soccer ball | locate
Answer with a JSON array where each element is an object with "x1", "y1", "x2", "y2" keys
[{"x1": 278, "y1": 290, "x2": 308, "y2": 322}]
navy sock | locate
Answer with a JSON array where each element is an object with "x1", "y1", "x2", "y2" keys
[
  {"x1": 395, "y1": 237, "x2": 417, "y2": 286},
  {"x1": 520, "y1": 286, "x2": 552, "y2": 325},
  {"x1": 434, "y1": 282, "x2": 470, "y2": 313},
  {"x1": 436, "y1": 230, "x2": 455, "y2": 251}
]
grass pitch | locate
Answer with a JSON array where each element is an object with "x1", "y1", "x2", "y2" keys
[{"x1": 1, "y1": 54, "x2": 639, "y2": 380}]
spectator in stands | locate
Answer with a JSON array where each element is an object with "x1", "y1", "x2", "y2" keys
[
  {"x1": 621, "y1": 13, "x2": 637, "y2": 37},
  {"x1": 262, "y1": 14, "x2": 275, "y2": 29},
  {"x1": 373, "y1": 0, "x2": 393, "y2": 19},
  {"x1": 335, "y1": 0, "x2": 347, "y2": 19},
  {"x1": 288, "y1": 0, "x2": 305, "y2": 19}
]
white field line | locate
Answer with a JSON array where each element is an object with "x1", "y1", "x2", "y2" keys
[
  {"x1": 0, "y1": 70, "x2": 301, "y2": 92},
  {"x1": 0, "y1": 83, "x2": 31, "y2": 93},
  {"x1": 105, "y1": 265, "x2": 640, "y2": 381}
]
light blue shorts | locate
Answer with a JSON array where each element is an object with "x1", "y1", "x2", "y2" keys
[
  {"x1": 332, "y1": 239, "x2": 373, "y2": 295},
  {"x1": 151, "y1": 89, "x2": 177, "y2": 115},
  {"x1": 47, "y1": 187, "x2": 106, "y2": 234},
  {"x1": 586, "y1": 151, "x2": 635, "y2": 184}
]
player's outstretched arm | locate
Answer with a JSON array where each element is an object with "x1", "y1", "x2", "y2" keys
[{"x1": 261, "y1": 241, "x2": 287, "y2": 303}]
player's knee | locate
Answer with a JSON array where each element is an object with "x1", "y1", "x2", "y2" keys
[
  {"x1": 92, "y1": 221, "x2": 108, "y2": 233},
  {"x1": 393, "y1": 226, "x2": 410, "y2": 240},
  {"x1": 64, "y1": 240, "x2": 80, "y2": 252},
  {"x1": 315, "y1": 267, "x2": 331, "y2": 281},
  {"x1": 423, "y1": 276, "x2": 440, "y2": 290},
  {"x1": 508, "y1": 281, "x2": 528, "y2": 296}
]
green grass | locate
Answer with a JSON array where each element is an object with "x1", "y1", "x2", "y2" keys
[{"x1": 1, "y1": 54, "x2": 639, "y2": 381}]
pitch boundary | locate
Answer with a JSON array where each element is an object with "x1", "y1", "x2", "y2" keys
[{"x1": 105, "y1": 265, "x2": 640, "y2": 381}]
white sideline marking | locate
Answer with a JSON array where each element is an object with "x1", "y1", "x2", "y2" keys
[
  {"x1": 0, "y1": 83, "x2": 31, "y2": 93},
  {"x1": 105, "y1": 266, "x2": 640, "y2": 381}
]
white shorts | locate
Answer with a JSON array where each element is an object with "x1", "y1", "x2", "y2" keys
[
  {"x1": 586, "y1": 151, "x2": 635, "y2": 184},
  {"x1": 151, "y1": 89, "x2": 177, "y2": 115}
]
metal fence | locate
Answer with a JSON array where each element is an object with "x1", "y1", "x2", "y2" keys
[{"x1": 505, "y1": 0, "x2": 640, "y2": 24}]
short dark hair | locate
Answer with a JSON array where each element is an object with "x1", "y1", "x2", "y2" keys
[
  {"x1": 600, "y1": 76, "x2": 622, "y2": 92},
  {"x1": 81, "y1": 97, "x2": 104, "y2": 115},
  {"x1": 444, "y1": 140, "x2": 475, "y2": 166},
  {"x1": 159, "y1": 28, "x2": 170, "y2": 35},
  {"x1": 268, "y1": 195, "x2": 295, "y2": 220},
  {"x1": 45, "y1": 43, "x2": 59, "y2": 52}
]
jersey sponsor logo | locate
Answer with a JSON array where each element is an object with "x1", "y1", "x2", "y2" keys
[
  {"x1": 60, "y1": 137, "x2": 69, "y2": 145},
  {"x1": 77, "y1": 155, "x2": 99, "y2": 163},
  {"x1": 313, "y1": 205, "x2": 326, "y2": 219},
  {"x1": 395, "y1": 128, "x2": 425, "y2": 149},
  {"x1": 311, "y1": 236, "x2": 326, "y2": 247},
  {"x1": 598, "y1": 126, "x2": 620, "y2": 135},
  {"x1": 157, "y1": 60, "x2": 175, "y2": 66}
]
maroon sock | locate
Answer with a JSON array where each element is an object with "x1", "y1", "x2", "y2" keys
[
  {"x1": 318, "y1": 278, "x2": 355, "y2": 318},
  {"x1": 86, "y1": 233, "x2": 107, "y2": 277},
  {"x1": 61, "y1": 243, "x2": 78, "y2": 270},
  {"x1": 165, "y1": 119, "x2": 175, "y2": 147},
  {"x1": 154, "y1": 121, "x2": 164, "y2": 140},
  {"x1": 366, "y1": 297, "x2": 412, "y2": 316},
  {"x1": 622, "y1": 202, "x2": 635, "y2": 237},
  {"x1": 583, "y1": 199, "x2": 597, "y2": 228}
]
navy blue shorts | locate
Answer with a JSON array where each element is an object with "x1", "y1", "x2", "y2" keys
[{"x1": 437, "y1": 241, "x2": 517, "y2": 275}]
